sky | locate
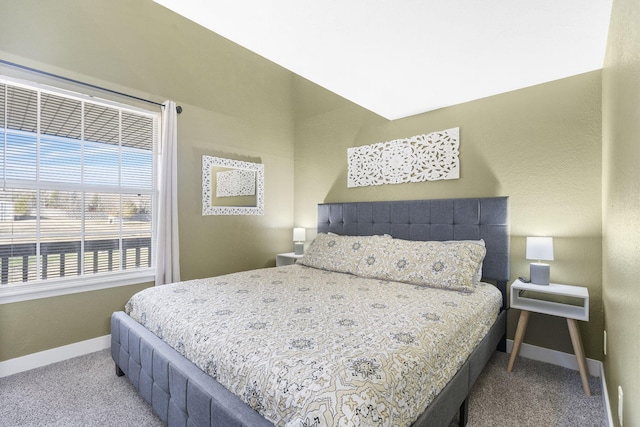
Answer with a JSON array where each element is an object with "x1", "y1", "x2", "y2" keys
[{"x1": 1, "y1": 129, "x2": 153, "y2": 190}]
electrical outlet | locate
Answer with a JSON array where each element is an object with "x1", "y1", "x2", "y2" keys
[
  {"x1": 618, "y1": 386, "x2": 623, "y2": 426},
  {"x1": 604, "y1": 330, "x2": 607, "y2": 356}
]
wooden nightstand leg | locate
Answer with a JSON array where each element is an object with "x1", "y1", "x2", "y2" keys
[
  {"x1": 567, "y1": 318, "x2": 591, "y2": 396},
  {"x1": 507, "y1": 310, "x2": 530, "y2": 372}
]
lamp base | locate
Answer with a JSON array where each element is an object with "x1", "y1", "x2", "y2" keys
[
  {"x1": 530, "y1": 263, "x2": 550, "y2": 285},
  {"x1": 294, "y1": 242, "x2": 304, "y2": 256}
]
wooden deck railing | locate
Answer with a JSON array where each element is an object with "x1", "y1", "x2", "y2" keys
[{"x1": 0, "y1": 237, "x2": 151, "y2": 284}]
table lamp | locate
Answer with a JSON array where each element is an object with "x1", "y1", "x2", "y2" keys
[
  {"x1": 526, "y1": 236, "x2": 554, "y2": 285},
  {"x1": 293, "y1": 227, "x2": 306, "y2": 255}
]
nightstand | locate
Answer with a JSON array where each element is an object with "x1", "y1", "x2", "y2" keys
[
  {"x1": 507, "y1": 279, "x2": 591, "y2": 396},
  {"x1": 275, "y1": 252, "x2": 303, "y2": 267}
]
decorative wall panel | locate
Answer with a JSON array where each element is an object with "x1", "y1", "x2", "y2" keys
[
  {"x1": 216, "y1": 169, "x2": 256, "y2": 197},
  {"x1": 347, "y1": 127, "x2": 459, "y2": 188}
]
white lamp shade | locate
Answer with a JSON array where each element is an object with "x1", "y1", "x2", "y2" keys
[
  {"x1": 293, "y1": 227, "x2": 306, "y2": 242},
  {"x1": 526, "y1": 237, "x2": 554, "y2": 261}
]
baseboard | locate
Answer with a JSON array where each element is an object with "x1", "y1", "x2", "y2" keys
[
  {"x1": 0, "y1": 334, "x2": 111, "y2": 378},
  {"x1": 600, "y1": 361, "x2": 614, "y2": 427},
  {"x1": 506, "y1": 339, "x2": 613, "y2": 426},
  {"x1": 506, "y1": 339, "x2": 601, "y2": 376}
]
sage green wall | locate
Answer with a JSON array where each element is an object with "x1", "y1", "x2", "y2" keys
[
  {"x1": 294, "y1": 72, "x2": 603, "y2": 360},
  {"x1": 0, "y1": 0, "x2": 295, "y2": 361},
  {"x1": 602, "y1": 0, "x2": 640, "y2": 425},
  {"x1": 0, "y1": 284, "x2": 151, "y2": 361}
]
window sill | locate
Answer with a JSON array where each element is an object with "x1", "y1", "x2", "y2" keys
[{"x1": 0, "y1": 269, "x2": 155, "y2": 304}]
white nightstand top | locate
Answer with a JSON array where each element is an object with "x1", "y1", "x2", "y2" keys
[
  {"x1": 276, "y1": 252, "x2": 303, "y2": 259},
  {"x1": 510, "y1": 279, "x2": 589, "y2": 321},
  {"x1": 275, "y1": 252, "x2": 304, "y2": 267}
]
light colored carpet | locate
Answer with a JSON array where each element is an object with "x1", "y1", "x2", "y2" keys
[
  {"x1": 0, "y1": 350, "x2": 163, "y2": 427},
  {"x1": 0, "y1": 349, "x2": 605, "y2": 426},
  {"x1": 453, "y1": 351, "x2": 605, "y2": 427}
]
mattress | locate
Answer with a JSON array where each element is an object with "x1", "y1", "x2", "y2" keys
[{"x1": 125, "y1": 264, "x2": 502, "y2": 427}]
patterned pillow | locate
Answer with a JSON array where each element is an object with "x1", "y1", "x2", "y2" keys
[
  {"x1": 441, "y1": 239, "x2": 485, "y2": 285},
  {"x1": 356, "y1": 238, "x2": 486, "y2": 291},
  {"x1": 296, "y1": 233, "x2": 391, "y2": 274}
]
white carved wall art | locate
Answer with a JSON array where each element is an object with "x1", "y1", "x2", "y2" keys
[
  {"x1": 347, "y1": 127, "x2": 460, "y2": 188},
  {"x1": 216, "y1": 169, "x2": 256, "y2": 197},
  {"x1": 202, "y1": 156, "x2": 264, "y2": 215}
]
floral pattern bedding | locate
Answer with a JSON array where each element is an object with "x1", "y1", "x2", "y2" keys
[{"x1": 125, "y1": 264, "x2": 501, "y2": 427}]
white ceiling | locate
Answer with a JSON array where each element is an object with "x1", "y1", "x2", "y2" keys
[{"x1": 153, "y1": 0, "x2": 613, "y2": 120}]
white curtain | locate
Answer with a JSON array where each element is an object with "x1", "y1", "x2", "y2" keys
[{"x1": 155, "y1": 100, "x2": 181, "y2": 285}]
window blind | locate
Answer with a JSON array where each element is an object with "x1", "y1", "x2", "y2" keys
[{"x1": 0, "y1": 78, "x2": 159, "y2": 286}]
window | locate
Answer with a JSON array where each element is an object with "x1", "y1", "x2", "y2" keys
[{"x1": 0, "y1": 77, "x2": 160, "y2": 302}]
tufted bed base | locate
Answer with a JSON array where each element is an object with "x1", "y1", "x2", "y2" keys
[{"x1": 112, "y1": 308, "x2": 506, "y2": 427}]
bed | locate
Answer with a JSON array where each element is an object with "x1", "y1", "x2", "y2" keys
[{"x1": 111, "y1": 196, "x2": 510, "y2": 427}]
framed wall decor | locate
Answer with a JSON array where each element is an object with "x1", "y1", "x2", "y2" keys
[{"x1": 202, "y1": 155, "x2": 264, "y2": 215}]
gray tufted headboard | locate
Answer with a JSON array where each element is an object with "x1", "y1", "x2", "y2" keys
[{"x1": 317, "y1": 197, "x2": 510, "y2": 305}]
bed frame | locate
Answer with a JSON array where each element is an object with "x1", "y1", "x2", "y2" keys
[{"x1": 112, "y1": 196, "x2": 509, "y2": 427}]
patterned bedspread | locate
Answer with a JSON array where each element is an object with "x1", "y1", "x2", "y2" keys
[{"x1": 125, "y1": 264, "x2": 502, "y2": 427}]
